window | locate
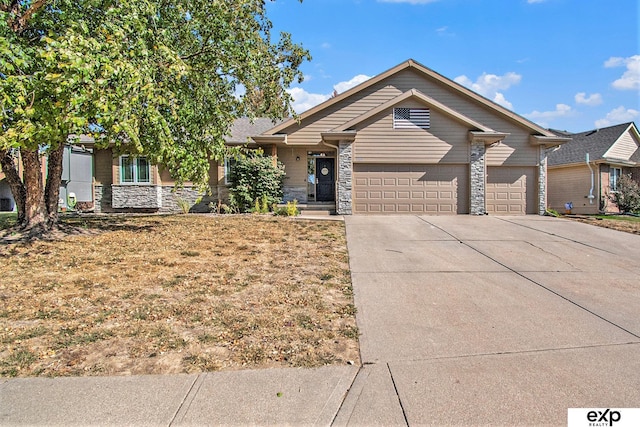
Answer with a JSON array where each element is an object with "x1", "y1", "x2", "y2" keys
[
  {"x1": 393, "y1": 107, "x2": 430, "y2": 129},
  {"x1": 120, "y1": 156, "x2": 151, "y2": 184},
  {"x1": 610, "y1": 167, "x2": 622, "y2": 191},
  {"x1": 224, "y1": 157, "x2": 237, "y2": 185}
]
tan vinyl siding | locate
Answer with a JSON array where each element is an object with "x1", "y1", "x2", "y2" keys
[
  {"x1": 547, "y1": 165, "x2": 599, "y2": 214},
  {"x1": 353, "y1": 101, "x2": 470, "y2": 164},
  {"x1": 277, "y1": 146, "x2": 310, "y2": 186},
  {"x1": 604, "y1": 130, "x2": 639, "y2": 160},
  {"x1": 94, "y1": 148, "x2": 113, "y2": 186},
  {"x1": 284, "y1": 68, "x2": 537, "y2": 165}
]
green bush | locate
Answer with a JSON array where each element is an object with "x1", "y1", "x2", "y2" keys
[
  {"x1": 608, "y1": 174, "x2": 640, "y2": 213},
  {"x1": 229, "y1": 152, "x2": 286, "y2": 213},
  {"x1": 274, "y1": 200, "x2": 300, "y2": 216}
]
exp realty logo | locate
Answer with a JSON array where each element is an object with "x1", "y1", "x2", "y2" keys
[{"x1": 568, "y1": 408, "x2": 640, "y2": 427}]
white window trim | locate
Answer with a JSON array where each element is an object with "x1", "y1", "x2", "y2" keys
[
  {"x1": 610, "y1": 166, "x2": 622, "y2": 192},
  {"x1": 119, "y1": 155, "x2": 151, "y2": 184}
]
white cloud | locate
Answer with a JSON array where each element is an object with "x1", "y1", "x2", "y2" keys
[
  {"x1": 321, "y1": 42, "x2": 331, "y2": 49},
  {"x1": 493, "y1": 93, "x2": 513, "y2": 110},
  {"x1": 604, "y1": 55, "x2": 640, "y2": 90},
  {"x1": 288, "y1": 74, "x2": 372, "y2": 114},
  {"x1": 527, "y1": 0, "x2": 548, "y2": 3},
  {"x1": 524, "y1": 104, "x2": 574, "y2": 127},
  {"x1": 574, "y1": 92, "x2": 603, "y2": 106},
  {"x1": 378, "y1": 0, "x2": 439, "y2": 4},
  {"x1": 454, "y1": 71, "x2": 521, "y2": 109},
  {"x1": 288, "y1": 87, "x2": 331, "y2": 114},
  {"x1": 333, "y1": 74, "x2": 371, "y2": 93},
  {"x1": 594, "y1": 106, "x2": 639, "y2": 128}
]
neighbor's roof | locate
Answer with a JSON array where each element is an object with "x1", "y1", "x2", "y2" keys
[
  {"x1": 548, "y1": 122, "x2": 638, "y2": 166},
  {"x1": 225, "y1": 117, "x2": 286, "y2": 143}
]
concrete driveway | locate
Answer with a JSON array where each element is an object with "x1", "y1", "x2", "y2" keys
[{"x1": 336, "y1": 215, "x2": 640, "y2": 426}]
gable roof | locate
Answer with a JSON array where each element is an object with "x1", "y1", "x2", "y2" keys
[
  {"x1": 548, "y1": 122, "x2": 639, "y2": 166},
  {"x1": 266, "y1": 59, "x2": 556, "y2": 137}
]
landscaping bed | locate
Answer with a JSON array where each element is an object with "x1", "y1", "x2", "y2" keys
[{"x1": 0, "y1": 214, "x2": 359, "y2": 377}]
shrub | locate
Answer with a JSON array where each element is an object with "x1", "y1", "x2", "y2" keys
[
  {"x1": 274, "y1": 200, "x2": 300, "y2": 216},
  {"x1": 175, "y1": 197, "x2": 191, "y2": 214},
  {"x1": 229, "y1": 152, "x2": 286, "y2": 213},
  {"x1": 608, "y1": 174, "x2": 640, "y2": 213}
]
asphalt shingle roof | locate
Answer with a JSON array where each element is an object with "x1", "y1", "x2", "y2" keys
[
  {"x1": 225, "y1": 118, "x2": 285, "y2": 143},
  {"x1": 548, "y1": 122, "x2": 636, "y2": 166}
]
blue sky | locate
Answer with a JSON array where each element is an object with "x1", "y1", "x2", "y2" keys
[{"x1": 266, "y1": 0, "x2": 639, "y2": 132}]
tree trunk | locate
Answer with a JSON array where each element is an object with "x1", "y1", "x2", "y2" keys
[
  {"x1": 45, "y1": 144, "x2": 65, "y2": 228},
  {"x1": 20, "y1": 148, "x2": 47, "y2": 230},
  {"x1": 0, "y1": 149, "x2": 26, "y2": 224}
]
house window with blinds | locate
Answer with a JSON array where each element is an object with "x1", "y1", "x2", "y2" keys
[{"x1": 393, "y1": 107, "x2": 430, "y2": 129}]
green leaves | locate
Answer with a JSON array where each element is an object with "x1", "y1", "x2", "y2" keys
[
  {"x1": 2, "y1": 0, "x2": 310, "y2": 186},
  {"x1": 229, "y1": 151, "x2": 287, "y2": 213}
]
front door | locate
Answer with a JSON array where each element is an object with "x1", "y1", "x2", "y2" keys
[{"x1": 316, "y1": 158, "x2": 335, "y2": 202}]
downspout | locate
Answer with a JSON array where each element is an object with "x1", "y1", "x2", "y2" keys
[{"x1": 586, "y1": 153, "x2": 595, "y2": 204}]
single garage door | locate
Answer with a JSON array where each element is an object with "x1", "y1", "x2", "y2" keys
[
  {"x1": 486, "y1": 167, "x2": 536, "y2": 214},
  {"x1": 353, "y1": 164, "x2": 469, "y2": 214}
]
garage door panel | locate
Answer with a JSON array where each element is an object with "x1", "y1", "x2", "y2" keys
[
  {"x1": 354, "y1": 164, "x2": 469, "y2": 214},
  {"x1": 486, "y1": 167, "x2": 536, "y2": 215}
]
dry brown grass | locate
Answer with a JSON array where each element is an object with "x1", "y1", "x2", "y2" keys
[
  {"x1": 0, "y1": 214, "x2": 359, "y2": 377},
  {"x1": 568, "y1": 215, "x2": 640, "y2": 235}
]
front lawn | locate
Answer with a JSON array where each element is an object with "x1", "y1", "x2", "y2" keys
[
  {"x1": 0, "y1": 214, "x2": 359, "y2": 377},
  {"x1": 570, "y1": 214, "x2": 640, "y2": 235}
]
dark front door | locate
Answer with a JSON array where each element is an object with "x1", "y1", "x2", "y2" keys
[{"x1": 316, "y1": 158, "x2": 335, "y2": 202}]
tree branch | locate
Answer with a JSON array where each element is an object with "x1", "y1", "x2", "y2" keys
[{"x1": 8, "y1": 0, "x2": 50, "y2": 33}]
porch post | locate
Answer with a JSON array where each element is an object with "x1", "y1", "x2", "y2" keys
[
  {"x1": 337, "y1": 141, "x2": 353, "y2": 215},
  {"x1": 469, "y1": 139, "x2": 486, "y2": 215},
  {"x1": 269, "y1": 144, "x2": 277, "y2": 167}
]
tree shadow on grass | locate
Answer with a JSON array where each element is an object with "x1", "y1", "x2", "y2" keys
[{"x1": 0, "y1": 213, "x2": 158, "y2": 245}]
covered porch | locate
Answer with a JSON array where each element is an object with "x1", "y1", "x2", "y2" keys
[{"x1": 252, "y1": 132, "x2": 355, "y2": 215}]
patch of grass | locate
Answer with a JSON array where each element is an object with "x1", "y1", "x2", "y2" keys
[
  {"x1": 0, "y1": 215, "x2": 359, "y2": 377},
  {"x1": 593, "y1": 214, "x2": 640, "y2": 222},
  {"x1": 0, "y1": 212, "x2": 17, "y2": 230}
]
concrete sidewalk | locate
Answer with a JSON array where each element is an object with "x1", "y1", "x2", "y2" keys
[
  {"x1": 2, "y1": 215, "x2": 639, "y2": 426},
  {"x1": 0, "y1": 365, "x2": 358, "y2": 426}
]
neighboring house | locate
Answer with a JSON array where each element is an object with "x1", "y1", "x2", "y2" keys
[
  {"x1": 0, "y1": 143, "x2": 93, "y2": 212},
  {"x1": 547, "y1": 122, "x2": 640, "y2": 214},
  {"x1": 211, "y1": 59, "x2": 569, "y2": 215}
]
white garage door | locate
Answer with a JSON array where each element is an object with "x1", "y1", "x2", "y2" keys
[
  {"x1": 486, "y1": 167, "x2": 536, "y2": 214},
  {"x1": 353, "y1": 164, "x2": 469, "y2": 214}
]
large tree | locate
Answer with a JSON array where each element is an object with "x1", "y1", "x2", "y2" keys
[{"x1": 0, "y1": 0, "x2": 309, "y2": 232}]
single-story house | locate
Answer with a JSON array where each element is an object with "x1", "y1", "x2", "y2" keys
[
  {"x1": 212, "y1": 59, "x2": 569, "y2": 215},
  {"x1": 89, "y1": 59, "x2": 572, "y2": 215},
  {"x1": 0, "y1": 142, "x2": 93, "y2": 212},
  {"x1": 547, "y1": 122, "x2": 640, "y2": 214}
]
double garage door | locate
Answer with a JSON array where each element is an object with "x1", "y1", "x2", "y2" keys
[{"x1": 353, "y1": 164, "x2": 536, "y2": 215}]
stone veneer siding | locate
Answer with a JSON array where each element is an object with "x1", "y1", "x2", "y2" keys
[
  {"x1": 95, "y1": 184, "x2": 208, "y2": 213},
  {"x1": 337, "y1": 141, "x2": 353, "y2": 215},
  {"x1": 282, "y1": 185, "x2": 307, "y2": 203},
  {"x1": 470, "y1": 140, "x2": 486, "y2": 215},
  {"x1": 538, "y1": 147, "x2": 548, "y2": 215},
  {"x1": 112, "y1": 185, "x2": 162, "y2": 209}
]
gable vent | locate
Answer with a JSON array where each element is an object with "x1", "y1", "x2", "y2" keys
[{"x1": 393, "y1": 107, "x2": 430, "y2": 129}]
